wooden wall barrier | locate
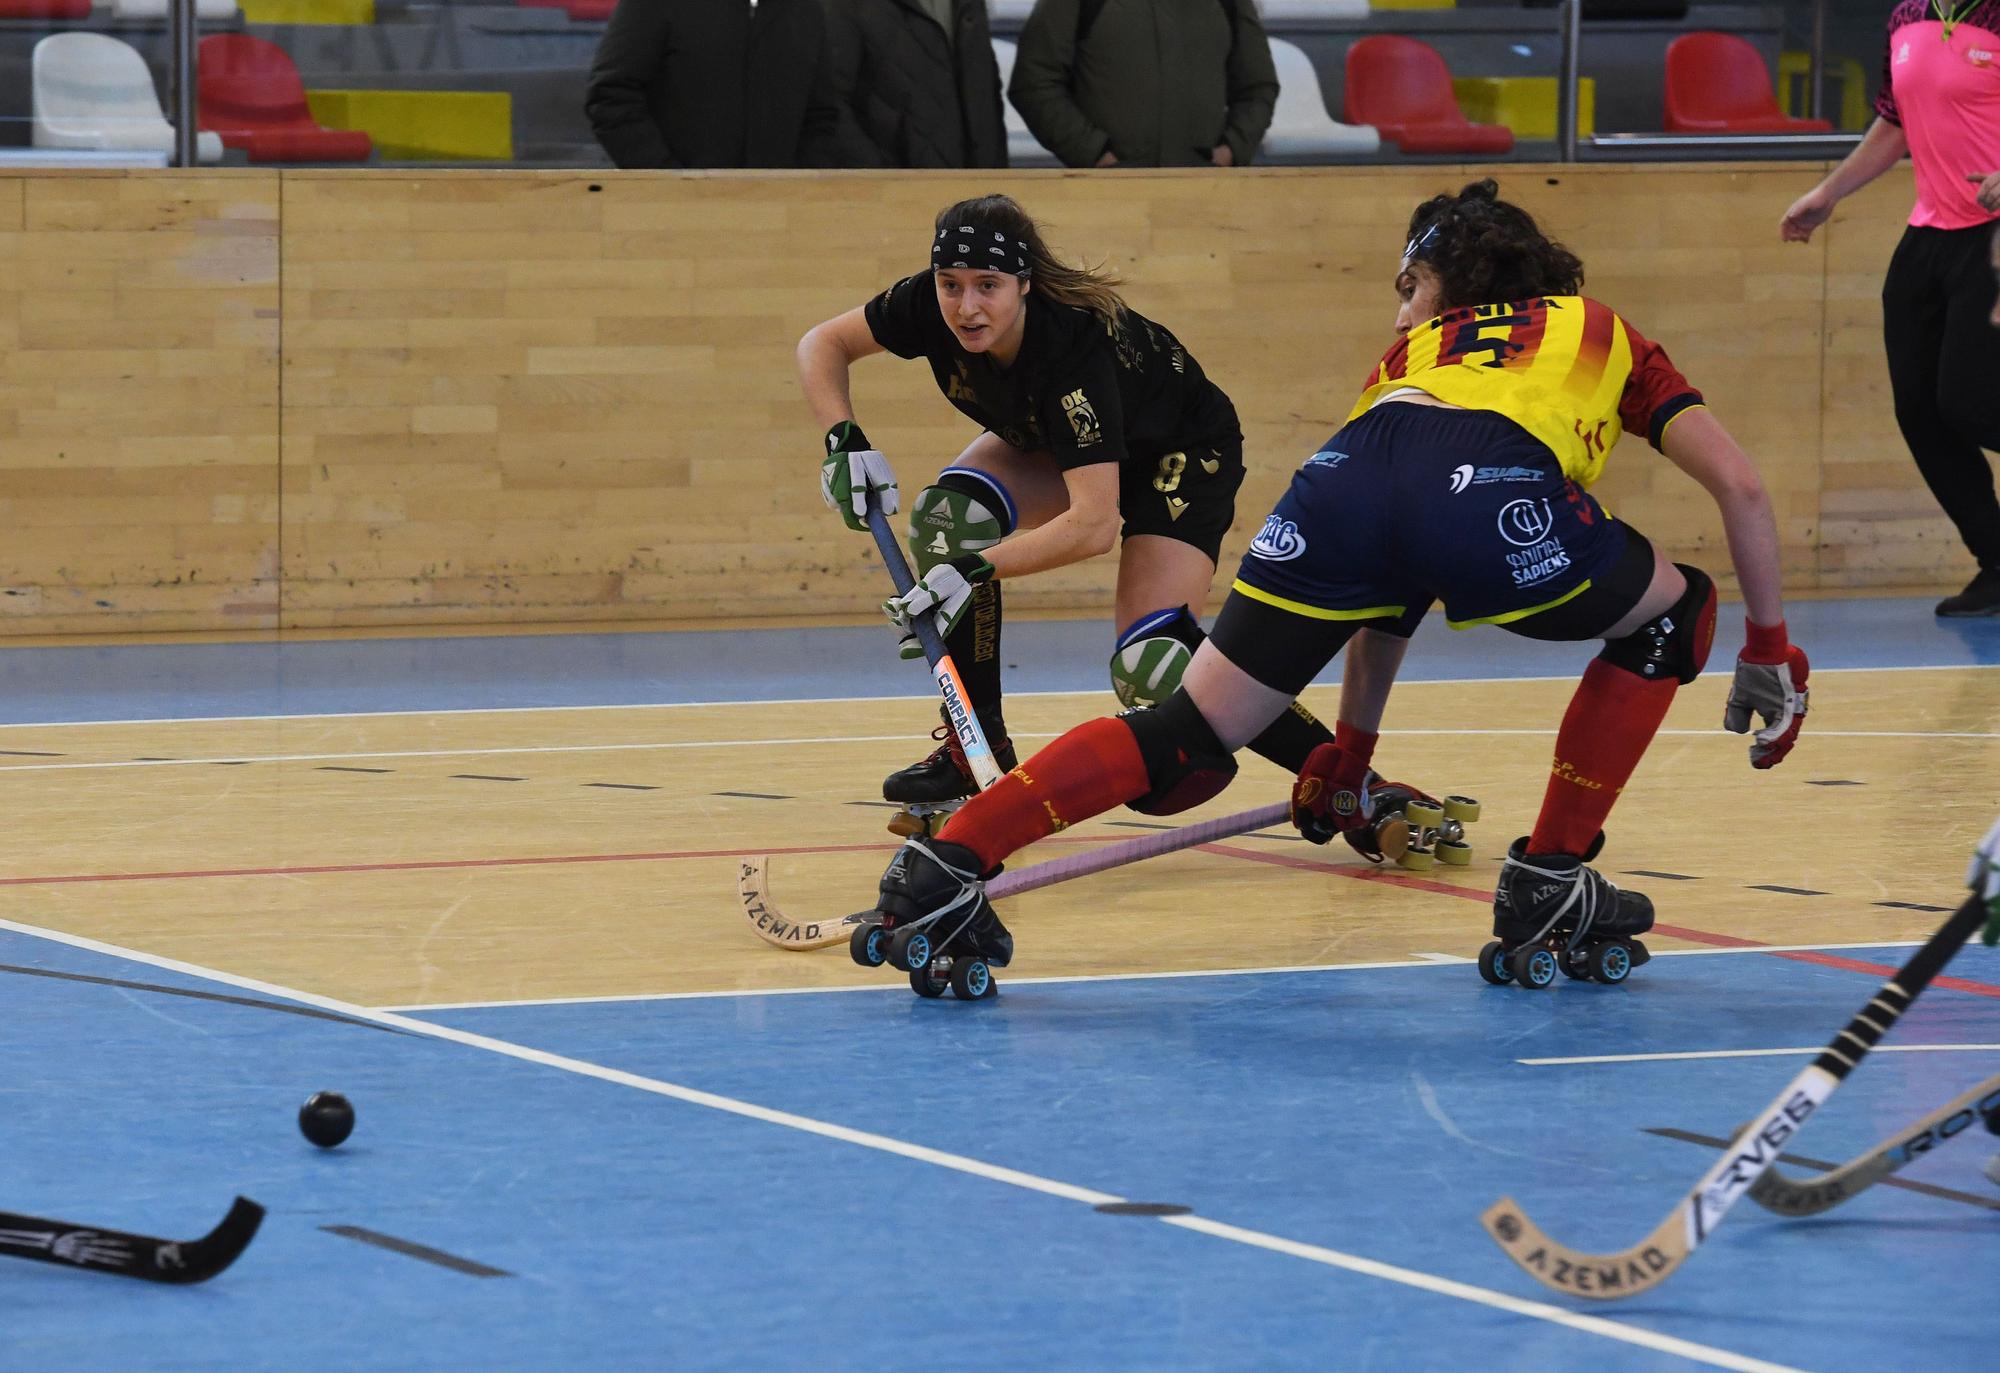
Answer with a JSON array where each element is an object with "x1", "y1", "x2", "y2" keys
[{"x1": 0, "y1": 164, "x2": 1950, "y2": 635}]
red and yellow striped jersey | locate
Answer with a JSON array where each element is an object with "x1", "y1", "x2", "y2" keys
[{"x1": 1346, "y1": 296, "x2": 1704, "y2": 488}]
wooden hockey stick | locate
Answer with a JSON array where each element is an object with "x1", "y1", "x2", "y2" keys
[
  {"x1": 1743, "y1": 1071, "x2": 2000, "y2": 1217},
  {"x1": 1482, "y1": 893, "x2": 1987, "y2": 1300},
  {"x1": 0, "y1": 1195, "x2": 263, "y2": 1283},
  {"x1": 740, "y1": 801, "x2": 1292, "y2": 950}
]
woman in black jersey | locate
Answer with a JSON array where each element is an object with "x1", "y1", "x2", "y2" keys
[{"x1": 796, "y1": 194, "x2": 1334, "y2": 814}]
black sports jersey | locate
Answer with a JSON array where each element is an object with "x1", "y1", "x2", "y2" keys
[{"x1": 863, "y1": 273, "x2": 1241, "y2": 470}]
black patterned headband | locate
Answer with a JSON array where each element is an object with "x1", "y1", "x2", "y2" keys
[{"x1": 933, "y1": 222, "x2": 1031, "y2": 277}]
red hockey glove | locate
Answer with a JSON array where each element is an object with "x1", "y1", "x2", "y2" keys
[
  {"x1": 1291, "y1": 741, "x2": 1375, "y2": 845},
  {"x1": 1723, "y1": 618, "x2": 1808, "y2": 770}
]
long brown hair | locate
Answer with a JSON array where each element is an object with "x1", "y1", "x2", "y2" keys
[
  {"x1": 1404, "y1": 179, "x2": 1584, "y2": 309},
  {"x1": 935, "y1": 195, "x2": 1127, "y2": 331}
]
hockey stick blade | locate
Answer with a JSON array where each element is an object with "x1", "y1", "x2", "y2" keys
[
  {"x1": 1483, "y1": 893, "x2": 1986, "y2": 1300},
  {"x1": 0, "y1": 1195, "x2": 264, "y2": 1283},
  {"x1": 740, "y1": 801, "x2": 1294, "y2": 951},
  {"x1": 1745, "y1": 1071, "x2": 2000, "y2": 1217}
]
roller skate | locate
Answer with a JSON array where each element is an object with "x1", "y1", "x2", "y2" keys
[
  {"x1": 847, "y1": 834, "x2": 1012, "y2": 1000},
  {"x1": 1477, "y1": 837, "x2": 1654, "y2": 989},
  {"x1": 880, "y1": 709, "x2": 1017, "y2": 838},
  {"x1": 1345, "y1": 774, "x2": 1481, "y2": 872}
]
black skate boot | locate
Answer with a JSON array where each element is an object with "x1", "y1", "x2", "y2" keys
[
  {"x1": 1478, "y1": 837, "x2": 1654, "y2": 990},
  {"x1": 848, "y1": 835, "x2": 1013, "y2": 1000},
  {"x1": 880, "y1": 709, "x2": 1017, "y2": 838}
]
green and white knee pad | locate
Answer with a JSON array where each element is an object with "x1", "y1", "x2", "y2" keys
[
  {"x1": 1110, "y1": 606, "x2": 1206, "y2": 709},
  {"x1": 906, "y1": 468, "x2": 1016, "y2": 576}
]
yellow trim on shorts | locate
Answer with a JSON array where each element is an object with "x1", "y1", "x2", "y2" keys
[
  {"x1": 1231, "y1": 579, "x2": 1405, "y2": 622},
  {"x1": 1445, "y1": 579, "x2": 1594, "y2": 631}
]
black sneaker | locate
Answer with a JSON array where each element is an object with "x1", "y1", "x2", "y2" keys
[
  {"x1": 1936, "y1": 568, "x2": 2000, "y2": 617},
  {"x1": 882, "y1": 715, "x2": 1017, "y2": 805}
]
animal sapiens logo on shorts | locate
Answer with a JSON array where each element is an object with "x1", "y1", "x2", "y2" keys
[
  {"x1": 1449, "y1": 464, "x2": 1474, "y2": 493},
  {"x1": 1497, "y1": 498, "x2": 1554, "y2": 547},
  {"x1": 1250, "y1": 514, "x2": 1306, "y2": 561}
]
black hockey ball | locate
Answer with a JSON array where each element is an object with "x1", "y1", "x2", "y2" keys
[{"x1": 299, "y1": 1091, "x2": 355, "y2": 1148}]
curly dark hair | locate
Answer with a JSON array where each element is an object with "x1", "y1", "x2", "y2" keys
[{"x1": 1403, "y1": 179, "x2": 1584, "y2": 310}]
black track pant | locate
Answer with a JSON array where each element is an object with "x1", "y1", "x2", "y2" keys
[{"x1": 1882, "y1": 222, "x2": 2000, "y2": 570}]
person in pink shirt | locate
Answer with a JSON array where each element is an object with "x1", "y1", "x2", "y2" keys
[{"x1": 1783, "y1": 1, "x2": 2000, "y2": 615}]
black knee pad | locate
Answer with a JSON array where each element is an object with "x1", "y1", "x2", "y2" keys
[
  {"x1": 1120, "y1": 688, "x2": 1239, "y2": 816},
  {"x1": 1597, "y1": 563, "x2": 1716, "y2": 685}
]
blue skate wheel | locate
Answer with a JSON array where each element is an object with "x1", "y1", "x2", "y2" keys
[
  {"x1": 1589, "y1": 941, "x2": 1633, "y2": 985},
  {"x1": 950, "y1": 957, "x2": 994, "y2": 1000},
  {"x1": 1508, "y1": 946, "x2": 1557, "y2": 989},
  {"x1": 849, "y1": 921, "x2": 888, "y2": 968},
  {"x1": 887, "y1": 926, "x2": 932, "y2": 973},
  {"x1": 1477, "y1": 941, "x2": 1513, "y2": 985},
  {"x1": 909, "y1": 962, "x2": 949, "y2": 998}
]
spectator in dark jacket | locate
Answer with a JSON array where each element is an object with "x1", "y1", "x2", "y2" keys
[
  {"x1": 1009, "y1": 0, "x2": 1278, "y2": 168},
  {"x1": 823, "y1": 0, "x2": 1007, "y2": 168},
  {"x1": 585, "y1": 0, "x2": 847, "y2": 168}
]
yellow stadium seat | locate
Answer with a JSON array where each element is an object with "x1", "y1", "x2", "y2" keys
[
  {"x1": 305, "y1": 89, "x2": 512, "y2": 161},
  {"x1": 238, "y1": 0, "x2": 375, "y2": 25},
  {"x1": 1451, "y1": 75, "x2": 1596, "y2": 140}
]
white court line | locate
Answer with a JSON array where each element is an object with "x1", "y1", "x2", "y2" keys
[
  {"x1": 1524, "y1": 1044, "x2": 2000, "y2": 1066},
  {"x1": 0, "y1": 659, "x2": 1983, "y2": 732},
  {"x1": 378, "y1": 957, "x2": 1460, "y2": 1011},
  {"x1": 0, "y1": 727, "x2": 1990, "y2": 776},
  {"x1": 0, "y1": 914, "x2": 1795, "y2": 1373},
  {"x1": 381, "y1": 942, "x2": 1943, "y2": 1012}
]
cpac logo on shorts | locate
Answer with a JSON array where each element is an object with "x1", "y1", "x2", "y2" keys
[
  {"x1": 1497, "y1": 498, "x2": 1554, "y2": 547},
  {"x1": 1250, "y1": 514, "x2": 1307, "y2": 561}
]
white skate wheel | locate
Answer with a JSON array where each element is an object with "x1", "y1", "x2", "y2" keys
[{"x1": 1985, "y1": 1153, "x2": 2000, "y2": 1189}]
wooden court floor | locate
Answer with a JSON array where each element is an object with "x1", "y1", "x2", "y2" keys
[{"x1": 0, "y1": 665, "x2": 1989, "y2": 1010}]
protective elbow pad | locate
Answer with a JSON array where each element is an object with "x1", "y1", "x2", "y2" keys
[
  {"x1": 1598, "y1": 563, "x2": 1716, "y2": 685},
  {"x1": 1120, "y1": 688, "x2": 1239, "y2": 816},
  {"x1": 1109, "y1": 605, "x2": 1204, "y2": 709}
]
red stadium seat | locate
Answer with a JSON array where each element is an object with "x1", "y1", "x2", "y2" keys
[
  {"x1": 1664, "y1": 32, "x2": 1833, "y2": 134},
  {"x1": 0, "y1": 1, "x2": 93, "y2": 17},
  {"x1": 1344, "y1": 35, "x2": 1514, "y2": 156},
  {"x1": 197, "y1": 33, "x2": 372, "y2": 164}
]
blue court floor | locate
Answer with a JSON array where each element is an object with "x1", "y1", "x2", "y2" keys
[{"x1": 0, "y1": 925, "x2": 1996, "y2": 1372}]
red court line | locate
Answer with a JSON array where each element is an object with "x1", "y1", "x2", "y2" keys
[
  {"x1": 0, "y1": 833, "x2": 1120, "y2": 887},
  {"x1": 1203, "y1": 842, "x2": 2000, "y2": 999},
  {"x1": 11, "y1": 831, "x2": 1996, "y2": 998}
]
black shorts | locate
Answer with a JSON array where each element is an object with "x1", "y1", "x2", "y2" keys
[
  {"x1": 1117, "y1": 439, "x2": 1245, "y2": 564},
  {"x1": 1211, "y1": 405, "x2": 1657, "y2": 696}
]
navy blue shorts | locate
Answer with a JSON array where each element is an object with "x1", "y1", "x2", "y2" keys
[{"x1": 1232, "y1": 403, "x2": 1633, "y2": 630}]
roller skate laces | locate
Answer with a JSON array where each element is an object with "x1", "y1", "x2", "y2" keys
[
  {"x1": 849, "y1": 837, "x2": 1012, "y2": 999},
  {"x1": 1480, "y1": 841, "x2": 1653, "y2": 990}
]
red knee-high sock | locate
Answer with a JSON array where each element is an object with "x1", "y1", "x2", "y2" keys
[
  {"x1": 1528, "y1": 659, "x2": 1678, "y2": 856},
  {"x1": 938, "y1": 716, "x2": 1149, "y2": 873}
]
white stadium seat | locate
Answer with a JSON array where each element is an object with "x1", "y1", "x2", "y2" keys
[
  {"x1": 1261, "y1": 37, "x2": 1380, "y2": 160},
  {"x1": 32, "y1": 32, "x2": 224, "y2": 163}
]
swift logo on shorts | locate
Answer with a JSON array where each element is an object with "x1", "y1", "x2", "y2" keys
[
  {"x1": 1497, "y1": 498, "x2": 1554, "y2": 546},
  {"x1": 1450, "y1": 464, "x2": 1541, "y2": 494},
  {"x1": 1250, "y1": 515, "x2": 1306, "y2": 561}
]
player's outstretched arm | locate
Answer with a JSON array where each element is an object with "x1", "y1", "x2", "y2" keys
[
  {"x1": 1660, "y1": 408, "x2": 1808, "y2": 768},
  {"x1": 1781, "y1": 118, "x2": 1909, "y2": 243}
]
